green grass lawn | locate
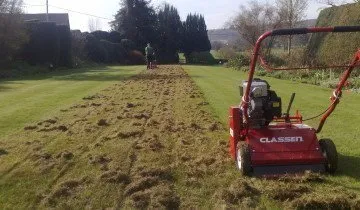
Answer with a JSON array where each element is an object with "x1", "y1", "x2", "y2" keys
[
  {"x1": 0, "y1": 65, "x2": 143, "y2": 137},
  {"x1": 184, "y1": 65, "x2": 360, "y2": 192}
]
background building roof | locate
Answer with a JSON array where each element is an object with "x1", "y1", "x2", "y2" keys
[{"x1": 23, "y1": 13, "x2": 70, "y2": 26}]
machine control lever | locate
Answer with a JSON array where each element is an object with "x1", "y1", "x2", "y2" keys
[{"x1": 285, "y1": 93, "x2": 296, "y2": 122}]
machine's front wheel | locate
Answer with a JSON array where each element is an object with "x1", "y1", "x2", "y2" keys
[
  {"x1": 319, "y1": 138, "x2": 338, "y2": 174},
  {"x1": 236, "y1": 142, "x2": 252, "y2": 176}
]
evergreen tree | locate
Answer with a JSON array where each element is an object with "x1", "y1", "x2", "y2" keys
[
  {"x1": 111, "y1": 0, "x2": 157, "y2": 50},
  {"x1": 156, "y1": 4, "x2": 183, "y2": 63},
  {"x1": 182, "y1": 13, "x2": 211, "y2": 57},
  {"x1": 0, "y1": 0, "x2": 28, "y2": 63},
  {"x1": 111, "y1": 1, "x2": 211, "y2": 64}
]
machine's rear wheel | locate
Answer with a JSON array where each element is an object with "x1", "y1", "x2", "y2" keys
[
  {"x1": 236, "y1": 142, "x2": 252, "y2": 176},
  {"x1": 319, "y1": 138, "x2": 338, "y2": 174}
]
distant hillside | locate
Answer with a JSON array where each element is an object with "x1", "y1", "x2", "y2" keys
[
  {"x1": 207, "y1": 29, "x2": 239, "y2": 44},
  {"x1": 207, "y1": 19, "x2": 317, "y2": 46}
]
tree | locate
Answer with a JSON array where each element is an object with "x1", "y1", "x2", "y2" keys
[
  {"x1": 88, "y1": 18, "x2": 102, "y2": 32},
  {"x1": 276, "y1": 0, "x2": 308, "y2": 54},
  {"x1": 182, "y1": 13, "x2": 211, "y2": 57},
  {"x1": 111, "y1": 0, "x2": 157, "y2": 50},
  {"x1": 0, "y1": 0, "x2": 28, "y2": 64},
  {"x1": 231, "y1": 1, "x2": 281, "y2": 47},
  {"x1": 156, "y1": 3, "x2": 183, "y2": 63}
]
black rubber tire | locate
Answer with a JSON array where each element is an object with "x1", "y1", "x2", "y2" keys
[
  {"x1": 235, "y1": 142, "x2": 252, "y2": 176},
  {"x1": 319, "y1": 138, "x2": 338, "y2": 174}
]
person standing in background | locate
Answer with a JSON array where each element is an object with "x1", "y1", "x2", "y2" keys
[{"x1": 145, "y1": 43, "x2": 154, "y2": 69}]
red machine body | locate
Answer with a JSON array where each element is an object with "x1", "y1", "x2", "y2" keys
[
  {"x1": 229, "y1": 107, "x2": 326, "y2": 175},
  {"x1": 229, "y1": 26, "x2": 360, "y2": 176}
]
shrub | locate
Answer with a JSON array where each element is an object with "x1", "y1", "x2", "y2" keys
[
  {"x1": 85, "y1": 34, "x2": 108, "y2": 63},
  {"x1": 218, "y1": 47, "x2": 237, "y2": 60},
  {"x1": 71, "y1": 30, "x2": 86, "y2": 64},
  {"x1": 264, "y1": 54, "x2": 286, "y2": 67},
  {"x1": 128, "y1": 50, "x2": 145, "y2": 65},
  {"x1": 21, "y1": 22, "x2": 59, "y2": 65},
  {"x1": 108, "y1": 31, "x2": 123, "y2": 43},
  {"x1": 0, "y1": 13, "x2": 28, "y2": 64},
  {"x1": 186, "y1": 51, "x2": 217, "y2": 64},
  {"x1": 82, "y1": 35, "x2": 139, "y2": 64},
  {"x1": 20, "y1": 22, "x2": 72, "y2": 67},
  {"x1": 91, "y1": 30, "x2": 110, "y2": 42},
  {"x1": 100, "y1": 40, "x2": 126, "y2": 63},
  {"x1": 157, "y1": 52, "x2": 179, "y2": 64},
  {"x1": 227, "y1": 54, "x2": 251, "y2": 70},
  {"x1": 121, "y1": 39, "x2": 136, "y2": 53},
  {"x1": 57, "y1": 25, "x2": 72, "y2": 67}
]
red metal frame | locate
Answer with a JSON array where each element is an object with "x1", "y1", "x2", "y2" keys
[
  {"x1": 241, "y1": 26, "x2": 360, "y2": 134},
  {"x1": 229, "y1": 26, "x2": 360, "y2": 174}
]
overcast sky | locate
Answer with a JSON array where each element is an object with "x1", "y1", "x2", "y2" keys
[{"x1": 22, "y1": 0, "x2": 354, "y2": 32}]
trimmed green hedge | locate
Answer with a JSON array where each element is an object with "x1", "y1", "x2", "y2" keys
[
  {"x1": 22, "y1": 22, "x2": 59, "y2": 65},
  {"x1": 57, "y1": 25, "x2": 72, "y2": 67},
  {"x1": 186, "y1": 51, "x2": 216, "y2": 64},
  {"x1": 21, "y1": 22, "x2": 72, "y2": 67},
  {"x1": 307, "y1": 3, "x2": 360, "y2": 65}
]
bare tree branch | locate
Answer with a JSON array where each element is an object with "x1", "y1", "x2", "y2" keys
[
  {"x1": 276, "y1": 0, "x2": 308, "y2": 54},
  {"x1": 230, "y1": 0, "x2": 282, "y2": 47},
  {"x1": 88, "y1": 18, "x2": 102, "y2": 32}
]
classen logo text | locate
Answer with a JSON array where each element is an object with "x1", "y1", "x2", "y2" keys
[{"x1": 260, "y1": 136, "x2": 304, "y2": 143}]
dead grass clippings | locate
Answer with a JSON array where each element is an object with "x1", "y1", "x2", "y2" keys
[
  {"x1": 148, "y1": 185, "x2": 180, "y2": 210},
  {"x1": 189, "y1": 122, "x2": 202, "y2": 130},
  {"x1": 100, "y1": 171, "x2": 130, "y2": 184},
  {"x1": 89, "y1": 154, "x2": 112, "y2": 166},
  {"x1": 97, "y1": 119, "x2": 108, "y2": 126},
  {"x1": 208, "y1": 122, "x2": 220, "y2": 131},
  {"x1": 124, "y1": 177, "x2": 160, "y2": 196},
  {"x1": 43, "y1": 119, "x2": 58, "y2": 124},
  {"x1": 136, "y1": 167, "x2": 173, "y2": 182},
  {"x1": 56, "y1": 151, "x2": 74, "y2": 160},
  {"x1": 197, "y1": 101, "x2": 209, "y2": 106},
  {"x1": 290, "y1": 194, "x2": 353, "y2": 210},
  {"x1": 83, "y1": 94, "x2": 106, "y2": 100},
  {"x1": 133, "y1": 113, "x2": 150, "y2": 120},
  {"x1": 117, "y1": 129, "x2": 144, "y2": 139},
  {"x1": 91, "y1": 103, "x2": 102, "y2": 107},
  {"x1": 266, "y1": 183, "x2": 311, "y2": 202},
  {"x1": 0, "y1": 148, "x2": 8, "y2": 156},
  {"x1": 38, "y1": 125, "x2": 68, "y2": 132},
  {"x1": 126, "y1": 103, "x2": 135, "y2": 108},
  {"x1": 219, "y1": 180, "x2": 260, "y2": 207},
  {"x1": 44, "y1": 179, "x2": 84, "y2": 207},
  {"x1": 24, "y1": 125, "x2": 38, "y2": 130},
  {"x1": 128, "y1": 191, "x2": 151, "y2": 209}
]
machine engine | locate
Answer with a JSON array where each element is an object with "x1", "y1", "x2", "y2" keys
[{"x1": 240, "y1": 79, "x2": 282, "y2": 128}]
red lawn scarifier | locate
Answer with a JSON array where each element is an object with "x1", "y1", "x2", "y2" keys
[{"x1": 229, "y1": 26, "x2": 360, "y2": 176}]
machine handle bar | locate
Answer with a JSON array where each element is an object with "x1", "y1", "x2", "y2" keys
[{"x1": 270, "y1": 26, "x2": 360, "y2": 36}]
